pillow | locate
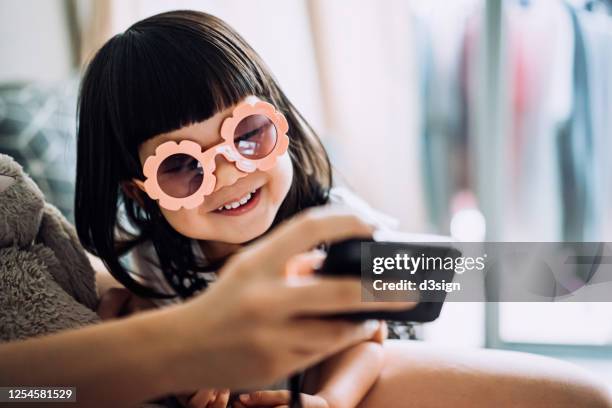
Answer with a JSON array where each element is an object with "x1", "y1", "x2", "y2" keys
[{"x1": 0, "y1": 80, "x2": 78, "y2": 222}]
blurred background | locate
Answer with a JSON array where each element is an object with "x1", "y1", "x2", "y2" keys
[{"x1": 1, "y1": 0, "x2": 611, "y2": 386}]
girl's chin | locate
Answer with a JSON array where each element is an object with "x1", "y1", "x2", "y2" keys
[
  {"x1": 203, "y1": 214, "x2": 275, "y2": 244},
  {"x1": 208, "y1": 220, "x2": 271, "y2": 244}
]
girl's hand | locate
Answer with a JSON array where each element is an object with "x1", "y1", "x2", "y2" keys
[
  {"x1": 370, "y1": 320, "x2": 388, "y2": 344},
  {"x1": 96, "y1": 287, "x2": 156, "y2": 319},
  {"x1": 177, "y1": 388, "x2": 230, "y2": 408},
  {"x1": 234, "y1": 390, "x2": 329, "y2": 408}
]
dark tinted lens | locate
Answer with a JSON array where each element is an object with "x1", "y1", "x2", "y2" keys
[
  {"x1": 233, "y1": 114, "x2": 278, "y2": 159},
  {"x1": 156, "y1": 153, "x2": 203, "y2": 198}
]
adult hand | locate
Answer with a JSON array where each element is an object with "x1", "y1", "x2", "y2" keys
[{"x1": 168, "y1": 206, "x2": 415, "y2": 392}]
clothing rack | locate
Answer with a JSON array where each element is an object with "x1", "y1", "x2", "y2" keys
[{"x1": 474, "y1": 0, "x2": 506, "y2": 242}]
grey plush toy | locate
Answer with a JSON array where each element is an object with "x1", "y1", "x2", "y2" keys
[{"x1": 0, "y1": 153, "x2": 100, "y2": 341}]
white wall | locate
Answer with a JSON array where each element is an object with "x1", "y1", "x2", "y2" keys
[
  {"x1": 107, "y1": 0, "x2": 325, "y2": 134},
  {"x1": 0, "y1": 0, "x2": 74, "y2": 82}
]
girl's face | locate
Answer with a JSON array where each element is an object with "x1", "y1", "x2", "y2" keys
[{"x1": 134, "y1": 96, "x2": 293, "y2": 244}]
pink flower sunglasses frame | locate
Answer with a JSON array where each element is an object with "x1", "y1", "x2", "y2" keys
[{"x1": 133, "y1": 99, "x2": 289, "y2": 211}]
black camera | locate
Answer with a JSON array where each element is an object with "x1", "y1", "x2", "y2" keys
[{"x1": 315, "y1": 238, "x2": 461, "y2": 322}]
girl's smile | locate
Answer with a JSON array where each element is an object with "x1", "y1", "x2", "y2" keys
[
  {"x1": 135, "y1": 99, "x2": 294, "y2": 245},
  {"x1": 212, "y1": 186, "x2": 261, "y2": 215}
]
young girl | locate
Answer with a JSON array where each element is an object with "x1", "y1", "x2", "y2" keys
[
  {"x1": 75, "y1": 9, "x2": 611, "y2": 408},
  {"x1": 76, "y1": 9, "x2": 391, "y2": 408}
]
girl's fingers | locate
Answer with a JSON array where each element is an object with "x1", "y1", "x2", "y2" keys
[
  {"x1": 210, "y1": 389, "x2": 230, "y2": 408},
  {"x1": 186, "y1": 389, "x2": 216, "y2": 408},
  {"x1": 125, "y1": 295, "x2": 156, "y2": 314},
  {"x1": 96, "y1": 288, "x2": 131, "y2": 319},
  {"x1": 371, "y1": 320, "x2": 388, "y2": 344},
  {"x1": 239, "y1": 390, "x2": 289, "y2": 406},
  {"x1": 246, "y1": 207, "x2": 374, "y2": 278}
]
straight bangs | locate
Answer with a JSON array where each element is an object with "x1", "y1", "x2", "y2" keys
[{"x1": 105, "y1": 10, "x2": 272, "y2": 178}]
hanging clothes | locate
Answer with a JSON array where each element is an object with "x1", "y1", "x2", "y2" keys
[
  {"x1": 418, "y1": 2, "x2": 477, "y2": 233},
  {"x1": 561, "y1": 2, "x2": 611, "y2": 241},
  {"x1": 504, "y1": 0, "x2": 573, "y2": 241}
]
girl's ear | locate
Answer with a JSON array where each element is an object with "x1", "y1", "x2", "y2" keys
[{"x1": 120, "y1": 180, "x2": 146, "y2": 207}]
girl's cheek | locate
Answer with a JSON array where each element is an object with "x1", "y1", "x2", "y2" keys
[
  {"x1": 159, "y1": 207, "x2": 197, "y2": 237},
  {"x1": 267, "y1": 153, "x2": 293, "y2": 205}
]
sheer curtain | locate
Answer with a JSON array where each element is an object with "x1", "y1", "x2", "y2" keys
[
  {"x1": 77, "y1": 0, "x2": 427, "y2": 231},
  {"x1": 308, "y1": 0, "x2": 425, "y2": 231}
]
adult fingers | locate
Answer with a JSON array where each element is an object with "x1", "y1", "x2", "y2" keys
[
  {"x1": 237, "y1": 277, "x2": 414, "y2": 322},
  {"x1": 240, "y1": 206, "x2": 374, "y2": 279},
  {"x1": 271, "y1": 319, "x2": 388, "y2": 376},
  {"x1": 281, "y1": 318, "x2": 383, "y2": 355},
  {"x1": 279, "y1": 277, "x2": 415, "y2": 316}
]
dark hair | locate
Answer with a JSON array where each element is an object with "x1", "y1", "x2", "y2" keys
[{"x1": 75, "y1": 10, "x2": 331, "y2": 299}]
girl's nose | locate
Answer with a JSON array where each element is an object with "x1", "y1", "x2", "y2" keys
[{"x1": 212, "y1": 155, "x2": 248, "y2": 192}]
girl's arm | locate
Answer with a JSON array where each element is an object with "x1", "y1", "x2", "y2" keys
[
  {"x1": 235, "y1": 341, "x2": 385, "y2": 408},
  {"x1": 237, "y1": 323, "x2": 388, "y2": 408},
  {"x1": 305, "y1": 339, "x2": 385, "y2": 408},
  {"x1": 87, "y1": 251, "x2": 123, "y2": 297},
  {"x1": 87, "y1": 252, "x2": 159, "y2": 319}
]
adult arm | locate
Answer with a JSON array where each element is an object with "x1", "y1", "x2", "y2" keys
[
  {"x1": 0, "y1": 306, "x2": 184, "y2": 408},
  {"x1": 0, "y1": 207, "x2": 414, "y2": 408}
]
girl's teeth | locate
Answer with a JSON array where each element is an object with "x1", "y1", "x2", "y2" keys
[
  {"x1": 219, "y1": 190, "x2": 255, "y2": 211},
  {"x1": 242, "y1": 193, "x2": 252, "y2": 203}
]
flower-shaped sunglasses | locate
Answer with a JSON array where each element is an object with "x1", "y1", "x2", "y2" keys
[{"x1": 135, "y1": 100, "x2": 289, "y2": 211}]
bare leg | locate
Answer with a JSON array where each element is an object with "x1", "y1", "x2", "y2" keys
[{"x1": 358, "y1": 340, "x2": 611, "y2": 408}]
